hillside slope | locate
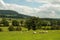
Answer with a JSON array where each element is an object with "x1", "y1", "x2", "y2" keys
[{"x1": 0, "y1": 10, "x2": 31, "y2": 18}]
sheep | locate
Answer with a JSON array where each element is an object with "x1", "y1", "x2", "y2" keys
[
  {"x1": 39, "y1": 30, "x2": 48, "y2": 34},
  {"x1": 45, "y1": 31, "x2": 48, "y2": 33},
  {"x1": 33, "y1": 31, "x2": 37, "y2": 34}
]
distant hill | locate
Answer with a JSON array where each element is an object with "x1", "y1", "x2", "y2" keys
[
  {"x1": 0, "y1": 10, "x2": 31, "y2": 18},
  {"x1": 0, "y1": 10, "x2": 60, "y2": 21}
]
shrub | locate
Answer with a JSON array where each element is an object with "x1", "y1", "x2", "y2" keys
[
  {"x1": 16, "y1": 26, "x2": 22, "y2": 31},
  {"x1": 12, "y1": 20, "x2": 19, "y2": 26},
  {"x1": 3, "y1": 21, "x2": 9, "y2": 26},
  {"x1": 8, "y1": 25, "x2": 15, "y2": 31},
  {"x1": 0, "y1": 28, "x2": 3, "y2": 32},
  {"x1": 1, "y1": 18, "x2": 9, "y2": 26}
]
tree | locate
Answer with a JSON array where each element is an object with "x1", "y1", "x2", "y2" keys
[
  {"x1": 16, "y1": 26, "x2": 22, "y2": 31},
  {"x1": 36, "y1": 21, "x2": 42, "y2": 29},
  {"x1": 25, "y1": 19, "x2": 31, "y2": 31},
  {"x1": 51, "y1": 20, "x2": 58, "y2": 30},
  {"x1": 1, "y1": 18, "x2": 9, "y2": 26},
  {"x1": 20, "y1": 20, "x2": 23, "y2": 27},
  {"x1": 25, "y1": 17, "x2": 39, "y2": 31},
  {"x1": 41, "y1": 20, "x2": 51, "y2": 30},
  {"x1": 8, "y1": 25, "x2": 15, "y2": 31},
  {"x1": 12, "y1": 20, "x2": 19, "y2": 26}
]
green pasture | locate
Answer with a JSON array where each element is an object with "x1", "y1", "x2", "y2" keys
[{"x1": 0, "y1": 27, "x2": 60, "y2": 40}]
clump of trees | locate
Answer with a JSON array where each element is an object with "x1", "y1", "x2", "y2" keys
[
  {"x1": 16, "y1": 26, "x2": 22, "y2": 31},
  {"x1": 8, "y1": 25, "x2": 15, "y2": 31},
  {"x1": 1, "y1": 18, "x2": 9, "y2": 26},
  {"x1": 12, "y1": 20, "x2": 19, "y2": 26},
  {"x1": 20, "y1": 20, "x2": 23, "y2": 27},
  {"x1": 25, "y1": 17, "x2": 40, "y2": 31},
  {"x1": 0, "y1": 17, "x2": 60, "y2": 31},
  {"x1": 25, "y1": 17, "x2": 60, "y2": 30}
]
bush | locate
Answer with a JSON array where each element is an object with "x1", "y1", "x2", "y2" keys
[
  {"x1": 3, "y1": 21, "x2": 9, "y2": 26},
  {"x1": 0, "y1": 28, "x2": 3, "y2": 32},
  {"x1": 12, "y1": 20, "x2": 19, "y2": 26},
  {"x1": 1, "y1": 18, "x2": 9, "y2": 26},
  {"x1": 8, "y1": 25, "x2": 15, "y2": 31},
  {"x1": 28, "y1": 27, "x2": 31, "y2": 31},
  {"x1": 16, "y1": 26, "x2": 22, "y2": 31}
]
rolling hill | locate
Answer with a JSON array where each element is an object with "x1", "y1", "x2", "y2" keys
[{"x1": 0, "y1": 10, "x2": 31, "y2": 18}]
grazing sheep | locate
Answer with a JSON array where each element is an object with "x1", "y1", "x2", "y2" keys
[
  {"x1": 33, "y1": 31, "x2": 36, "y2": 34},
  {"x1": 45, "y1": 31, "x2": 48, "y2": 33},
  {"x1": 39, "y1": 31, "x2": 48, "y2": 34}
]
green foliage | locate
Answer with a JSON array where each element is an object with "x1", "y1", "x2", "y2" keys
[
  {"x1": 0, "y1": 17, "x2": 60, "y2": 30},
  {"x1": 20, "y1": 20, "x2": 24, "y2": 27},
  {"x1": 12, "y1": 20, "x2": 19, "y2": 26},
  {"x1": 8, "y1": 25, "x2": 15, "y2": 31},
  {"x1": 16, "y1": 26, "x2": 22, "y2": 31},
  {"x1": 1, "y1": 18, "x2": 9, "y2": 26},
  {"x1": 25, "y1": 19, "x2": 31, "y2": 30},
  {"x1": 25, "y1": 17, "x2": 40, "y2": 30},
  {"x1": 0, "y1": 28, "x2": 3, "y2": 32}
]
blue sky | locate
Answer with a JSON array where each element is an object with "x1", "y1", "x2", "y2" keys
[{"x1": 4, "y1": 0, "x2": 44, "y2": 8}]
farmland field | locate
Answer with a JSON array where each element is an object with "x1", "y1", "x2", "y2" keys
[{"x1": 0, "y1": 27, "x2": 60, "y2": 40}]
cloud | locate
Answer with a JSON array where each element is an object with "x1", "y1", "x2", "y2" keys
[
  {"x1": 0, "y1": 0, "x2": 60, "y2": 18},
  {"x1": 26, "y1": 0, "x2": 33, "y2": 2},
  {"x1": 48, "y1": 11, "x2": 56, "y2": 18},
  {"x1": 6, "y1": 3, "x2": 35, "y2": 16},
  {"x1": 26, "y1": 0, "x2": 60, "y2": 4},
  {"x1": 33, "y1": 3, "x2": 60, "y2": 18},
  {"x1": 0, "y1": 0, "x2": 7, "y2": 9}
]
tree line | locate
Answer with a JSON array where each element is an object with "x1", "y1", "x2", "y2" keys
[{"x1": 0, "y1": 17, "x2": 60, "y2": 32}]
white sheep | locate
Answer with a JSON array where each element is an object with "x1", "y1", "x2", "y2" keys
[
  {"x1": 33, "y1": 31, "x2": 37, "y2": 34},
  {"x1": 39, "y1": 30, "x2": 48, "y2": 34}
]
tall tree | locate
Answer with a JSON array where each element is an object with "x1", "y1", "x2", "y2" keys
[{"x1": 25, "y1": 17, "x2": 40, "y2": 30}]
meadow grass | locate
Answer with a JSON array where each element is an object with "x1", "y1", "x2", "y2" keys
[{"x1": 0, "y1": 27, "x2": 60, "y2": 40}]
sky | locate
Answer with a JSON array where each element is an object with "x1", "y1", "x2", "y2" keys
[
  {"x1": 0, "y1": 0, "x2": 60, "y2": 18},
  {"x1": 4, "y1": 0, "x2": 44, "y2": 8}
]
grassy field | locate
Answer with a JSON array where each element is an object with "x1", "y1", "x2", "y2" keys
[{"x1": 0, "y1": 27, "x2": 60, "y2": 40}]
